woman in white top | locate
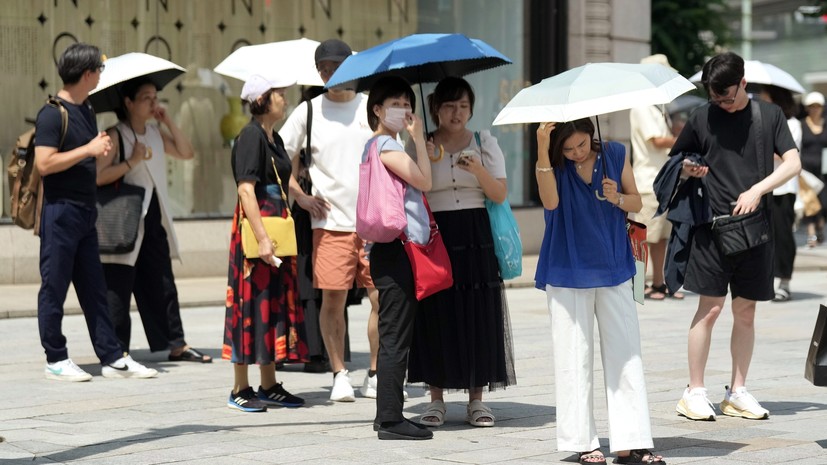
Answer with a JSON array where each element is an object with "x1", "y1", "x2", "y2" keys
[
  {"x1": 757, "y1": 85, "x2": 802, "y2": 302},
  {"x1": 96, "y1": 77, "x2": 208, "y2": 363},
  {"x1": 405, "y1": 77, "x2": 516, "y2": 428}
]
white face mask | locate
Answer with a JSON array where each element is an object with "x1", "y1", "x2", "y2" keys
[{"x1": 382, "y1": 107, "x2": 408, "y2": 133}]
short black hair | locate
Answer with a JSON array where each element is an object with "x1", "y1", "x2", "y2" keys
[
  {"x1": 57, "y1": 43, "x2": 102, "y2": 85},
  {"x1": 366, "y1": 76, "x2": 416, "y2": 131},
  {"x1": 548, "y1": 118, "x2": 602, "y2": 170},
  {"x1": 115, "y1": 77, "x2": 156, "y2": 121},
  {"x1": 701, "y1": 52, "x2": 744, "y2": 97},
  {"x1": 428, "y1": 77, "x2": 475, "y2": 126},
  {"x1": 248, "y1": 89, "x2": 275, "y2": 115}
]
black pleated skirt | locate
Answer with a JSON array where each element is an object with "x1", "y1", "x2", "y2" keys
[{"x1": 407, "y1": 207, "x2": 516, "y2": 391}]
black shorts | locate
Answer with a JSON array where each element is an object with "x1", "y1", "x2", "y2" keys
[{"x1": 683, "y1": 223, "x2": 774, "y2": 301}]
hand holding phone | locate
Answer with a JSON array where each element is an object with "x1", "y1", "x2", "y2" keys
[{"x1": 458, "y1": 150, "x2": 475, "y2": 166}]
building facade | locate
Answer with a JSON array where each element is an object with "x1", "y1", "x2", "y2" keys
[{"x1": 0, "y1": 0, "x2": 651, "y2": 284}]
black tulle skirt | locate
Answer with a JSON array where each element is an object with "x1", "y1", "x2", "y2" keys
[{"x1": 407, "y1": 207, "x2": 516, "y2": 391}]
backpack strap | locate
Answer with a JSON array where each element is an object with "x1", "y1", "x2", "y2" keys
[
  {"x1": 34, "y1": 97, "x2": 69, "y2": 235},
  {"x1": 46, "y1": 96, "x2": 69, "y2": 151}
]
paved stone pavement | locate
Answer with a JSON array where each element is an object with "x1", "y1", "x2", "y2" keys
[{"x1": 1, "y1": 243, "x2": 826, "y2": 464}]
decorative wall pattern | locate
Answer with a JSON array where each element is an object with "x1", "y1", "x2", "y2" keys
[{"x1": 1, "y1": 0, "x2": 416, "y2": 217}]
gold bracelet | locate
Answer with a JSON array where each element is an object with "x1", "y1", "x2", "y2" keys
[{"x1": 536, "y1": 166, "x2": 553, "y2": 173}]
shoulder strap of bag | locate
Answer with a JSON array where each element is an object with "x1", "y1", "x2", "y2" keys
[
  {"x1": 474, "y1": 131, "x2": 485, "y2": 167},
  {"x1": 269, "y1": 153, "x2": 292, "y2": 219},
  {"x1": 116, "y1": 127, "x2": 126, "y2": 163},
  {"x1": 399, "y1": 194, "x2": 437, "y2": 243},
  {"x1": 35, "y1": 97, "x2": 69, "y2": 236},
  {"x1": 750, "y1": 100, "x2": 767, "y2": 208},
  {"x1": 46, "y1": 96, "x2": 69, "y2": 151},
  {"x1": 237, "y1": 131, "x2": 293, "y2": 223},
  {"x1": 305, "y1": 98, "x2": 313, "y2": 164}
]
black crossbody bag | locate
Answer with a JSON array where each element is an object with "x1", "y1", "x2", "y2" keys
[
  {"x1": 711, "y1": 100, "x2": 771, "y2": 256},
  {"x1": 96, "y1": 128, "x2": 146, "y2": 254}
]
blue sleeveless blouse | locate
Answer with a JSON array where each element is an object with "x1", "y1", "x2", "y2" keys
[{"x1": 534, "y1": 141, "x2": 635, "y2": 289}]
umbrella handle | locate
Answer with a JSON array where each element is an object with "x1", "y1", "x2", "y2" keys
[{"x1": 594, "y1": 116, "x2": 608, "y2": 200}]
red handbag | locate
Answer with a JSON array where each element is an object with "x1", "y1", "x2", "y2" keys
[{"x1": 400, "y1": 196, "x2": 453, "y2": 300}]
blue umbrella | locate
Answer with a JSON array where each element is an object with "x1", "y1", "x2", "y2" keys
[{"x1": 324, "y1": 33, "x2": 511, "y2": 93}]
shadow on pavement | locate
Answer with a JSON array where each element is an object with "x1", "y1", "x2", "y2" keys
[
  {"x1": 38, "y1": 420, "x2": 371, "y2": 464},
  {"x1": 758, "y1": 400, "x2": 827, "y2": 416}
]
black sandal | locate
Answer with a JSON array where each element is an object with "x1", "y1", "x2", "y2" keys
[
  {"x1": 650, "y1": 284, "x2": 684, "y2": 300},
  {"x1": 579, "y1": 449, "x2": 606, "y2": 464},
  {"x1": 613, "y1": 449, "x2": 665, "y2": 465},
  {"x1": 168, "y1": 347, "x2": 212, "y2": 363}
]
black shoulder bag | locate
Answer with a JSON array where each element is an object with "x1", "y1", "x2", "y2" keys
[
  {"x1": 96, "y1": 128, "x2": 147, "y2": 254},
  {"x1": 711, "y1": 100, "x2": 771, "y2": 256}
]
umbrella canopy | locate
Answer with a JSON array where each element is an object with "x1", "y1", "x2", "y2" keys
[
  {"x1": 667, "y1": 94, "x2": 706, "y2": 116},
  {"x1": 324, "y1": 33, "x2": 511, "y2": 92},
  {"x1": 89, "y1": 53, "x2": 185, "y2": 113},
  {"x1": 688, "y1": 60, "x2": 805, "y2": 94},
  {"x1": 214, "y1": 38, "x2": 334, "y2": 87},
  {"x1": 493, "y1": 62, "x2": 694, "y2": 125}
]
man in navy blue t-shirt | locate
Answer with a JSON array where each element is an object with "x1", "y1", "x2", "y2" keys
[
  {"x1": 34, "y1": 43, "x2": 157, "y2": 381},
  {"x1": 669, "y1": 52, "x2": 800, "y2": 422}
]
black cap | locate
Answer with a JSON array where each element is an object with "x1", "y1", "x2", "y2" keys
[{"x1": 315, "y1": 39, "x2": 352, "y2": 65}]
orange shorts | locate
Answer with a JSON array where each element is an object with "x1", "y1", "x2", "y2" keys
[{"x1": 312, "y1": 229, "x2": 374, "y2": 290}]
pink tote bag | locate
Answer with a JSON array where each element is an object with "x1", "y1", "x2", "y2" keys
[{"x1": 356, "y1": 138, "x2": 407, "y2": 242}]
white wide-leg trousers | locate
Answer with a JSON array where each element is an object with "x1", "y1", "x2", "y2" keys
[{"x1": 546, "y1": 281, "x2": 654, "y2": 453}]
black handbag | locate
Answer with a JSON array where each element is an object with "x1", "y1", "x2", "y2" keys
[
  {"x1": 96, "y1": 128, "x2": 146, "y2": 254},
  {"x1": 711, "y1": 209, "x2": 770, "y2": 256},
  {"x1": 805, "y1": 304, "x2": 827, "y2": 386},
  {"x1": 711, "y1": 101, "x2": 772, "y2": 257}
]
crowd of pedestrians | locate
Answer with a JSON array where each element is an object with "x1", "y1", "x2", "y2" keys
[{"x1": 33, "y1": 39, "x2": 820, "y2": 464}]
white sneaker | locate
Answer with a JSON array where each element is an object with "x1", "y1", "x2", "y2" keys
[
  {"x1": 676, "y1": 386, "x2": 716, "y2": 420},
  {"x1": 360, "y1": 373, "x2": 409, "y2": 400},
  {"x1": 102, "y1": 354, "x2": 158, "y2": 379},
  {"x1": 720, "y1": 385, "x2": 769, "y2": 419},
  {"x1": 44, "y1": 358, "x2": 92, "y2": 382},
  {"x1": 330, "y1": 370, "x2": 355, "y2": 402}
]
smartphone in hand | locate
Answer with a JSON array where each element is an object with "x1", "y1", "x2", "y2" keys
[
  {"x1": 682, "y1": 159, "x2": 700, "y2": 167},
  {"x1": 457, "y1": 150, "x2": 475, "y2": 166}
]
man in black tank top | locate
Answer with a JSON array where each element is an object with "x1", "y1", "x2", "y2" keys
[{"x1": 34, "y1": 43, "x2": 157, "y2": 382}]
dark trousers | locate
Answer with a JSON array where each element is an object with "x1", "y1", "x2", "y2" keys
[
  {"x1": 37, "y1": 201, "x2": 122, "y2": 365},
  {"x1": 369, "y1": 240, "x2": 418, "y2": 424},
  {"x1": 103, "y1": 192, "x2": 185, "y2": 352},
  {"x1": 771, "y1": 193, "x2": 796, "y2": 280}
]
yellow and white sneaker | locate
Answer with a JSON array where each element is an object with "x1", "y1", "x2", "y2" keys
[
  {"x1": 676, "y1": 386, "x2": 716, "y2": 421},
  {"x1": 720, "y1": 385, "x2": 769, "y2": 419}
]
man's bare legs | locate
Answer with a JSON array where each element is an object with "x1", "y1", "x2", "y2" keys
[
  {"x1": 650, "y1": 239, "x2": 667, "y2": 289},
  {"x1": 320, "y1": 289, "x2": 349, "y2": 373},
  {"x1": 688, "y1": 295, "x2": 726, "y2": 388},
  {"x1": 687, "y1": 295, "x2": 756, "y2": 390},
  {"x1": 319, "y1": 288, "x2": 380, "y2": 373},
  {"x1": 729, "y1": 297, "x2": 756, "y2": 390}
]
